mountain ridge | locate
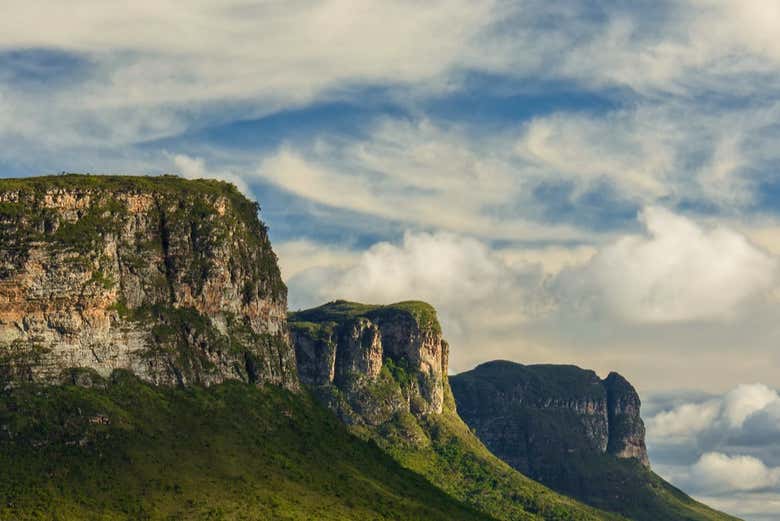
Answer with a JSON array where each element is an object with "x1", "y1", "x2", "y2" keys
[{"x1": 0, "y1": 175, "x2": 741, "y2": 521}]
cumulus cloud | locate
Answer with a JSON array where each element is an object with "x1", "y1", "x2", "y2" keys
[
  {"x1": 282, "y1": 208, "x2": 780, "y2": 385},
  {"x1": 647, "y1": 400, "x2": 722, "y2": 440},
  {"x1": 285, "y1": 231, "x2": 561, "y2": 371},
  {"x1": 557, "y1": 207, "x2": 777, "y2": 323},
  {"x1": 689, "y1": 452, "x2": 780, "y2": 493},
  {"x1": 645, "y1": 383, "x2": 780, "y2": 518},
  {"x1": 722, "y1": 384, "x2": 780, "y2": 429},
  {"x1": 647, "y1": 384, "x2": 780, "y2": 441}
]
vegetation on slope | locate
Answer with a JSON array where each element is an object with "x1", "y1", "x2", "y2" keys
[
  {"x1": 0, "y1": 370, "x2": 494, "y2": 521},
  {"x1": 353, "y1": 387, "x2": 627, "y2": 521},
  {"x1": 289, "y1": 302, "x2": 624, "y2": 521},
  {"x1": 553, "y1": 455, "x2": 741, "y2": 521},
  {"x1": 289, "y1": 299, "x2": 442, "y2": 335},
  {"x1": 0, "y1": 173, "x2": 285, "y2": 300},
  {"x1": 450, "y1": 362, "x2": 741, "y2": 521}
]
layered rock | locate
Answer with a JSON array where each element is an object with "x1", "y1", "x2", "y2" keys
[
  {"x1": 289, "y1": 300, "x2": 447, "y2": 425},
  {"x1": 604, "y1": 372, "x2": 649, "y2": 466},
  {"x1": 450, "y1": 361, "x2": 649, "y2": 476},
  {"x1": 0, "y1": 174, "x2": 297, "y2": 388}
]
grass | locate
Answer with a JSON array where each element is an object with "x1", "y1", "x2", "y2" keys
[
  {"x1": 290, "y1": 303, "x2": 623, "y2": 521},
  {"x1": 289, "y1": 300, "x2": 442, "y2": 335},
  {"x1": 526, "y1": 453, "x2": 743, "y2": 521},
  {"x1": 0, "y1": 173, "x2": 286, "y2": 301},
  {"x1": 365, "y1": 386, "x2": 628, "y2": 521},
  {"x1": 0, "y1": 372, "x2": 496, "y2": 521}
]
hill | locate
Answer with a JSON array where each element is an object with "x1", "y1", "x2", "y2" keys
[
  {"x1": 289, "y1": 300, "x2": 625, "y2": 521},
  {"x1": 450, "y1": 361, "x2": 741, "y2": 521},
  {"x1": 0, "y1": 370, "x2": 494, "y2": 520}
]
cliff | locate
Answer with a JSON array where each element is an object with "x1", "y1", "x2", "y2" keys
[
  {"x1": 289, "y1": 300, "x2": 447, "y2": 425},
  {"x1": 289, "y1": 301, "x2": 624, "y2": 521},
  {"x1": 450, "y1": 361, "x2": 649, "y2": 471},
  {"x1": 0, "y1": 175, "x2": 739, "y2": 521},
  {"x1": 450, "y1": 361, "x2": 736, "y2": 521},
  {"x1": 0, "y1": 174, "x2": 297, "y2": 388}
]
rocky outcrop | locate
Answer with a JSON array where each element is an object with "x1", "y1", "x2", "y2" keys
[
  {"x1": 289, "y1": 300, "x2": 447, "y2": 425},
  {"x1": 0, "y1": 174, "x2": 297, "y2": 389},
  {"x1": 450, "y1": 361, "x2": 649, "y2": 475},
  {"x1": 604, "y1": 372, "x2": 649, "y2": 466}
]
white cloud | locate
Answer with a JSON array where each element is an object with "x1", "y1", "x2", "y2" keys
[
  {"x1": 647, "y1": 384, "x2": 780, "y2": 443},
  {"x1": 0, "y1": 0, "x2": 496, "y2": 107},
  {"x1": 256, "y1": 120, "x2": 585, "y2": 241},
  {"x1": 516, "y1": 109, "x2": 677, "y2": 201},
  {"x1": 558, "y1": 207, "x2": 777, "y2": 323},
  {"x1": 689, "y1": 452, "x2": 780, "y2": 493},
  {"x1": 274, "y1": 239, "x2": 359, "y2": 280},
  {"x1": 171, "y1": 154, "x2": 250, "y2": 195},
  {"x1": 514, "y1": 101, "x2": 780, "y2": 210},
  {"x1": 647, "y1": 384, "x2": 780, "y2": 514},
  {"x1": 0, "y1": 1, "x2": 504, "y2": 157},
  {"x1": 647, "y1": 400, "x2": 722, "y2": 440},
  {"x1": 282, "y1": 209, "x2": 780, "y2": 386},
  {"x1": 284, "y1": 231, "x2": 562, "y2": 371},
  {"x1": 722, "y1": 384, "x2": 780, "y2": 429}
]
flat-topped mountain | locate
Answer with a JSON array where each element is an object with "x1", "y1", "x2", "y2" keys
[
  {"x1": 290, "y1": 300, "x2": 448, "y2": 423},
  {"x1": 451, "y1": 361, "x2": 738, "y2": 521},
  {"x1": 289, "y1": 300, "x2": 621, "y2": 521},
  {"x1": 451, "y1": 361, "x2": 649, "y2": 471},
  {"x1": 0, "y1": 175, "x2": 740, "y2": 521},
  {"x1": 0, "y1": 174, "x2": 296, "y2": 388}
]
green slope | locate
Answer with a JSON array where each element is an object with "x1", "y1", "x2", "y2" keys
[
  {"x1": 289, "y1": 301, "x2": 625, "y2": 521},
  {"x1": 354, "y1": 386, "x2": 627, "y2": 521},
  {"x1": 561, "y1": 456, "x2": 742, "y2": 521},
  {"x1": 0, "y1": 370, "x2": 494, "y2": 521},
  {"x1": 449, "y1": 361, "x2": 741, "y2": 521}
]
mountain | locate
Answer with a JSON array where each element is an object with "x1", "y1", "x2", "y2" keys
[
  {"x1": 0, "y1": 175, "x2": 495, "y2": 520},
  {"x1": 0, "y1": 174, "x2": 295, "y2": 388},
  {"x1": 450, "y1": 361, "x2": 740, "y2": 521},
  {"x1": 289, "y1": 301, "x2": 625, "y2": 521},
  {"x1": 0, "y1": 174, "x2": 738, "y2": 521}
]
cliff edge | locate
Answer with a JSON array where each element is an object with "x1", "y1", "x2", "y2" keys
[
  {"x1": 450, "y1": 360, "x2": 649, "y2": 471},
  {"x1": 450, "y1": 360, "x2": 737, "y2": 521},
  {"x1": 0, "y1": 174, "x2": 297, "y2": 388}
]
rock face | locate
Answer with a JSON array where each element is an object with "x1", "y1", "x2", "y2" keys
[
  {"x1": 450, "y1": 361, "x2": 649, "y2": 476},
  {"x1": 289, "y1": 300, "x2": 447, "y2": 425},
  {"x1": 450, "y1": 361, "x2": 651, "y2": 506},
  {"x1": 604, "y1": 372, "x2": 649, "y2": 465},
  {"x1": 0, "y1": 174, "x2": 297, "y2": 389}
]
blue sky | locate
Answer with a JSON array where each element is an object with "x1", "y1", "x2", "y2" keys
[{"x1": 4, "y1": 1, "x2": 780, "y2": 517}]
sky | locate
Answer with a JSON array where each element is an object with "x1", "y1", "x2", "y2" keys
[{"x1": 3, "y1": 1, "x2": 780, "y2": 518}]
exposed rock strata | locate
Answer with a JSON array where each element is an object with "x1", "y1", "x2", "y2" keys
[
  {"x1": 450, "y1": 361, "x2": 649, "y2": 474},
  {"x1": 0, "y1": 175, "x2": 297, "y2": 389},
  {"x1": 289, "y1": 300, "x2": 447, "y2": 425}
]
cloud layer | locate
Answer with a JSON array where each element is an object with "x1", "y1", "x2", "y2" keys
[
  {"x1": 646, "y1": 383, "x2": 780, "y2": 518},
  {"x1": 283, "y1": 208, "x2": 780, "y2": 391},
  {"x1": 557, "y1": 206, "x2": 777, "y2": 323}
]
